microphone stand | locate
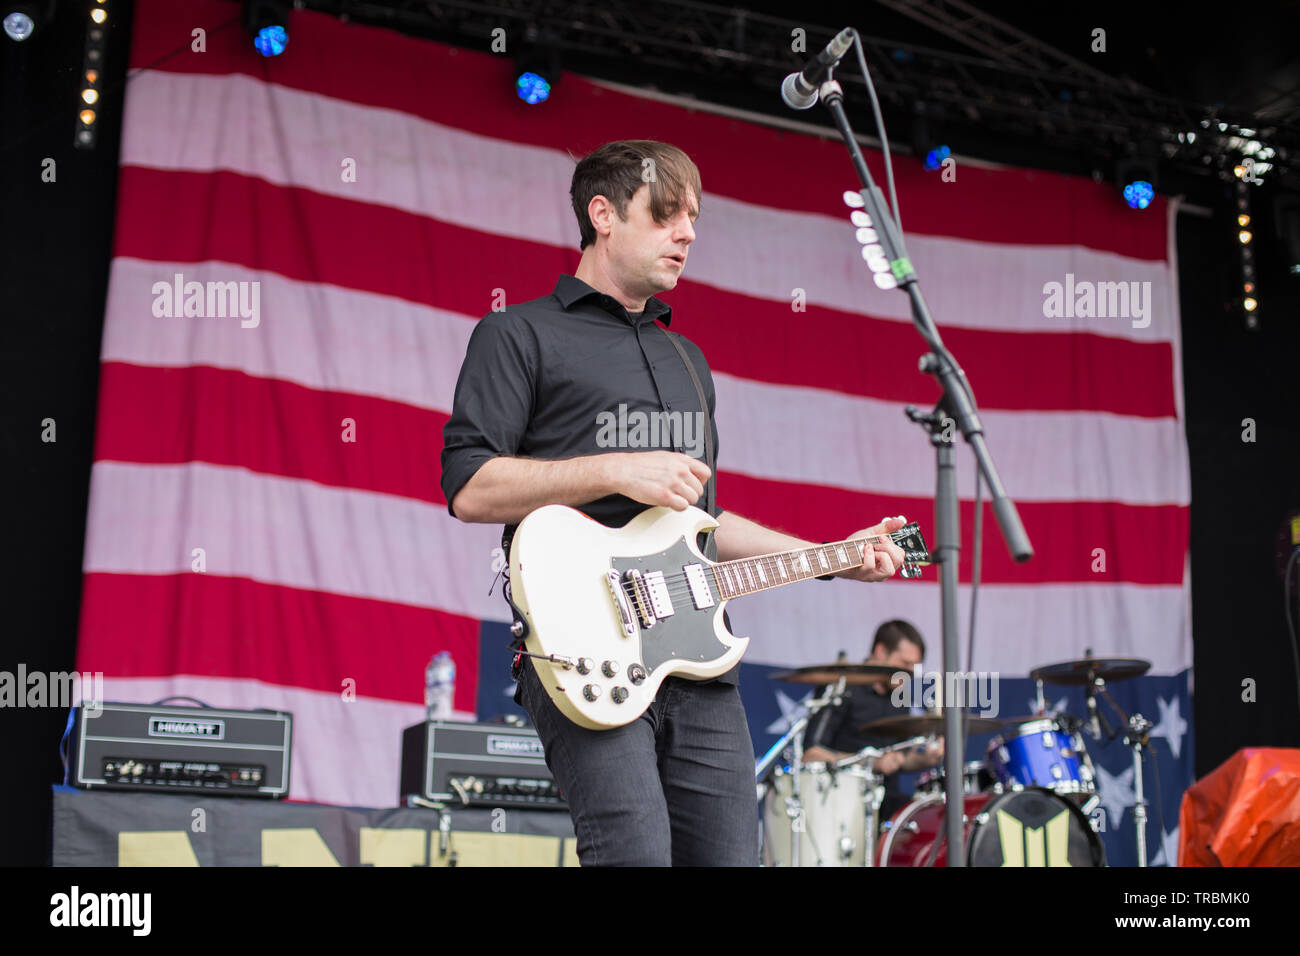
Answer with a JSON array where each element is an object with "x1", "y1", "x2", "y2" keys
[{"x1": 811, "y1": 71, "x2": 1034, "y2": 866}]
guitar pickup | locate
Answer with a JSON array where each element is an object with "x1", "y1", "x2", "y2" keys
[
  {"x1": 683, "y1": 563, "x2": 714, "y2": 609},
  {"x1": 643, "y1": 571, "x2": 674, "y2": 619}
]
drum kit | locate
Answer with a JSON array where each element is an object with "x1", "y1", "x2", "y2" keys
[{"x1": 755, "y1": 653, "x2": 1155, "y2": 866}]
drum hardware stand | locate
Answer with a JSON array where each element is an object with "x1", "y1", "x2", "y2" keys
[
  {"x1": 834, "y1": 735, "x2": 927, "y2": 867},
  {"x1": 753, "y1": 677, "x2": 847, "y2": 866},
  {"x1": 1086, "y1": 676, "x2": 1154, "y2": 867}
]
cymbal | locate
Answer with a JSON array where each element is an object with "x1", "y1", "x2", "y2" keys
[
  {"x1": 772, "y1": 663, "x2": 902, "y2": 685},
  {"x1": 1030, "y1": 657, "x2": 1151, "y2": 686},
  {"x1": 857, "y1": 713, "x2": 1009, "y2": 736}
]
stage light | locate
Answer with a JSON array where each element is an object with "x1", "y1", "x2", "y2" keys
[
  {"x1": 1238, "y1": 214, "x2": 1250, "y2": 227},
  {"x1": 3, "y1": 0, "x2": 53, "y2": 42},
  {"x1": 3, "y1": 11, "x2": 34, "y2": 39},
  {"x1": 1117, "y1": 155, "x2": 1158, "y2": 210},
  {"x1": 910, "y1": 105, "x2": 950, "y2": 171},
  {"x1": 923, "y1": 145, "x2": 951, "y2": 172},
  {"x1": 74, "y1": 1, "x2": 107, "y2": 150},
  {"x1": 516, "y1": 72, "x2": 550, "y2": 105},
  {"x1": 253, "y1": 25, "x2": 287, "y2": 56},
  {"x1": 242, "y1": 1, "x2": 289, "y2": 57},
  {"x1": 1243, "y1": 297, "x2": 1258, "y2": 312},
  {"x1": 1239, "y1": 230, "x2": 1253, "y2": 244},
  {"x1": 1123, "y1": 180, "x2": 1155, "y2": 210},
  {"x1": 514, "y1": 26, "x2": 561, "y2": 105}
]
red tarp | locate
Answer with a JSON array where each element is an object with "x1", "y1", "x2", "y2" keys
[{"x1": 1179, "y1": 747, "x2": 1300, "y2": 866}]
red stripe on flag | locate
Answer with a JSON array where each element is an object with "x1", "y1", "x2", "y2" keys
[
  {"x1": 721, "y1": 473, "x2": 1188, "y2": 586},
  {"x1": 91, "y1": 364, "x2": 1186, "y2": 585},
  {"x1": 112, "y1": 167, "x2": 1175, "y2": 417},
  {"x1": 94, "y1": 363, "x2": 446, "y2": 504},
  {"x1": 124, "y1": 0, "x2": 1167, "y2": 258},
  {"x1": 76, "y1": 572, "x2": 479, "y2": 710}
]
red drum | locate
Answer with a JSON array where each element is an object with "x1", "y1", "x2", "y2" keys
[{"x1": 878, "y1": 788, "x2": 1105, "y2": 867}]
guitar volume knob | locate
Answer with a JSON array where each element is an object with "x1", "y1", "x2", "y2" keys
[
  {"x1": 576, "y1": 658, "x2": 595, "y2": 675},
  {"x1": 601, "y1": 660, "x2": 619, "y2": 678},
  {"x1": 611, "y1": 687, "x2": 629, "y2": 704},
  {"x1": 582, "y1": 684, "x2": 602, "y2": 701}
]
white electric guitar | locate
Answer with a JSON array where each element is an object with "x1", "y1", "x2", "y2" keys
[{"x1": 507, "y1": 504, "x2": 931, "y2": 730}]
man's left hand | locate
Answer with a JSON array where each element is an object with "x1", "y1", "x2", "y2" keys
[{"x1": 835, "y1": 515, "x2": 908, "y2": 582}]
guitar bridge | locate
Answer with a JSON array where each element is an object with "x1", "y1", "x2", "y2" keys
[
  {"x1": 624, "y1": 568, "x2": 657, "y2": 629},
  {"x1": 605, "y1": 570, "x2": 637, "y2": 638}
]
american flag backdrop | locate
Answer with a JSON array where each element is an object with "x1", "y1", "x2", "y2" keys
[{"x1": 77, "y1": 0, "x2": 1192, "y2": 864}]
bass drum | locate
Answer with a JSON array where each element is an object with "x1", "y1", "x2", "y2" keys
[{"x1": 878, "y1": 788, "x2": 1105, "y2": 867}]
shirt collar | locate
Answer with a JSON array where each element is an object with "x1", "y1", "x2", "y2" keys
[{"x1": 553, "y1": 274, "x2": 673, "y2": 328}]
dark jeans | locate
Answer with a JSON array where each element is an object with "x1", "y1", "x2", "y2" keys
[{"x1": 517, "y1": 657, "x2": 759, "y2": 866}]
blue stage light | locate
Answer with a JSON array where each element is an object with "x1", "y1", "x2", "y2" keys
[
  {"x1": 254, "y1": 24, "x2": 288, "y2": 57},
  {"x1": 923, "y1": 145, "x2": 951, "y2": 171},
  {"x1": 1123, "y1": 180, "x2": 1155, "y2": 210},
  {"x1": 516, "y1": 71, "x2": 551, "y2": 105}
]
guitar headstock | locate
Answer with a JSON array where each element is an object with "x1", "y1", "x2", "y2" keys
[{"x1": 888, "y1": 522, "x2": 931, "y2": 578}]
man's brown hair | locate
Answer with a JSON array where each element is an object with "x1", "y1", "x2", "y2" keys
[
  {"x1": 872, "y1": 619, "x2": 925, "y2": 659},
  {"x1": 570, "y1": 140, "x2": 702, "y2": 250}
]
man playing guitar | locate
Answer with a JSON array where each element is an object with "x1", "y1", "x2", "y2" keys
[{"x1": 441, "y1": 139, "x2": 908, "y2": 866}]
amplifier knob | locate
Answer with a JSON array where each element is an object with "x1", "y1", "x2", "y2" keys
[
  {"x1": 627, "y1": 663, "x2": 647, "y2": 685},
  {"x1": 601, "y1": 660, "x2": 619, "y2": 678},
  {"x1": 583, "y1": 684, "x2": 602, "y2": 701},
  {"x1": 611, "y1": 687, "x2": 629, "y2": 704}
]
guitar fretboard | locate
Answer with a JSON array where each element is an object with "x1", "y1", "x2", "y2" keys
[{"x1": 709, "y1": 538, "x2": 872, "y2": 599}]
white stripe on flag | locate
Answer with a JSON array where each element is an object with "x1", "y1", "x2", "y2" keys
[
  {"x1": 120, "y1": 70, "x2": 1179, "y2": 341},
  {"x1": 83, "y1": 461, "x2": 1191, "y2": 673},
  {"x1": 101, "y1": 258, "x2": 1189, "y2": 505}
]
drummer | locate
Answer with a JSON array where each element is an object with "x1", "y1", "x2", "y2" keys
[{"x1": 802, "y1": 620, "x2": 943, "y2": 819}]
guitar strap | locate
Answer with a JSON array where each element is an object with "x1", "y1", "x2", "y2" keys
[
  {"x1": 661, "y1": 330, "x2": 715, "y2": 514},
  {"x1": 662, "y1": 329, "x2": 718, "y2": 562}
]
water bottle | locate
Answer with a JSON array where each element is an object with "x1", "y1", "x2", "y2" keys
[{"x1": 425, "y1": 651, "x2": 456, "y2": 721}]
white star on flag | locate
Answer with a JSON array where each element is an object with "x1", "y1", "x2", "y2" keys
[
  {"x1": 1150, "y1": 696, "x2": 1188, "y2": 760},
  {"x1": 1150, "y1": 825, "x2": 1181, "y2": 867},
  {"x1": 1026, "y1": 695, "x2": 1070, "y2": 716},
  {"x1": 767, "y1": 688, "x2": 815, "y2": 735},
  {"x1": 1094, "y1": 762, "x2": 1136, "y2": 828}
]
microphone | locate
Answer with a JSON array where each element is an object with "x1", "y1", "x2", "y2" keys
[{"x1": 781, "y1": 27, "x2": 854, "y2": 110}]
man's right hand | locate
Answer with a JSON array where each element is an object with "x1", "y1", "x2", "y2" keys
[{"x1": 606, "y1": 451, "x2": 711, "y2": 511}]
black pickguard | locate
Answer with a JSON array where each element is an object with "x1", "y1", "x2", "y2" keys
[{"x1": 610, "y1": 537, "x2": 727, "y2": 675}]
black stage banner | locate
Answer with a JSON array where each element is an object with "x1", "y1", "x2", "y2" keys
[{"x1": 51, "y1": 786, "x2": 578, "y2": 866}]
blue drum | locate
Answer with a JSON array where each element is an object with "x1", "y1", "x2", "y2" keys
[{"x1": 986, "y1": 718, "x2": 1095, "y2": 798}]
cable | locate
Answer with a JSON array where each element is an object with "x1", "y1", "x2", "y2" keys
[
  {"x1": 1285, "y1": 547, "x2": 1300, "y2": 729},
  {"x1": 848, "y1": 29, "x2": 905, "y2": 251},
  {"x1": 966, "y1": 465, "x2": 984, "y2": 674}
]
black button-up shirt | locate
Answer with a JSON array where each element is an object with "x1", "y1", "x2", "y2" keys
[{"x1": 441, "y1": 273, "x2": 737, "y2": 683}]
